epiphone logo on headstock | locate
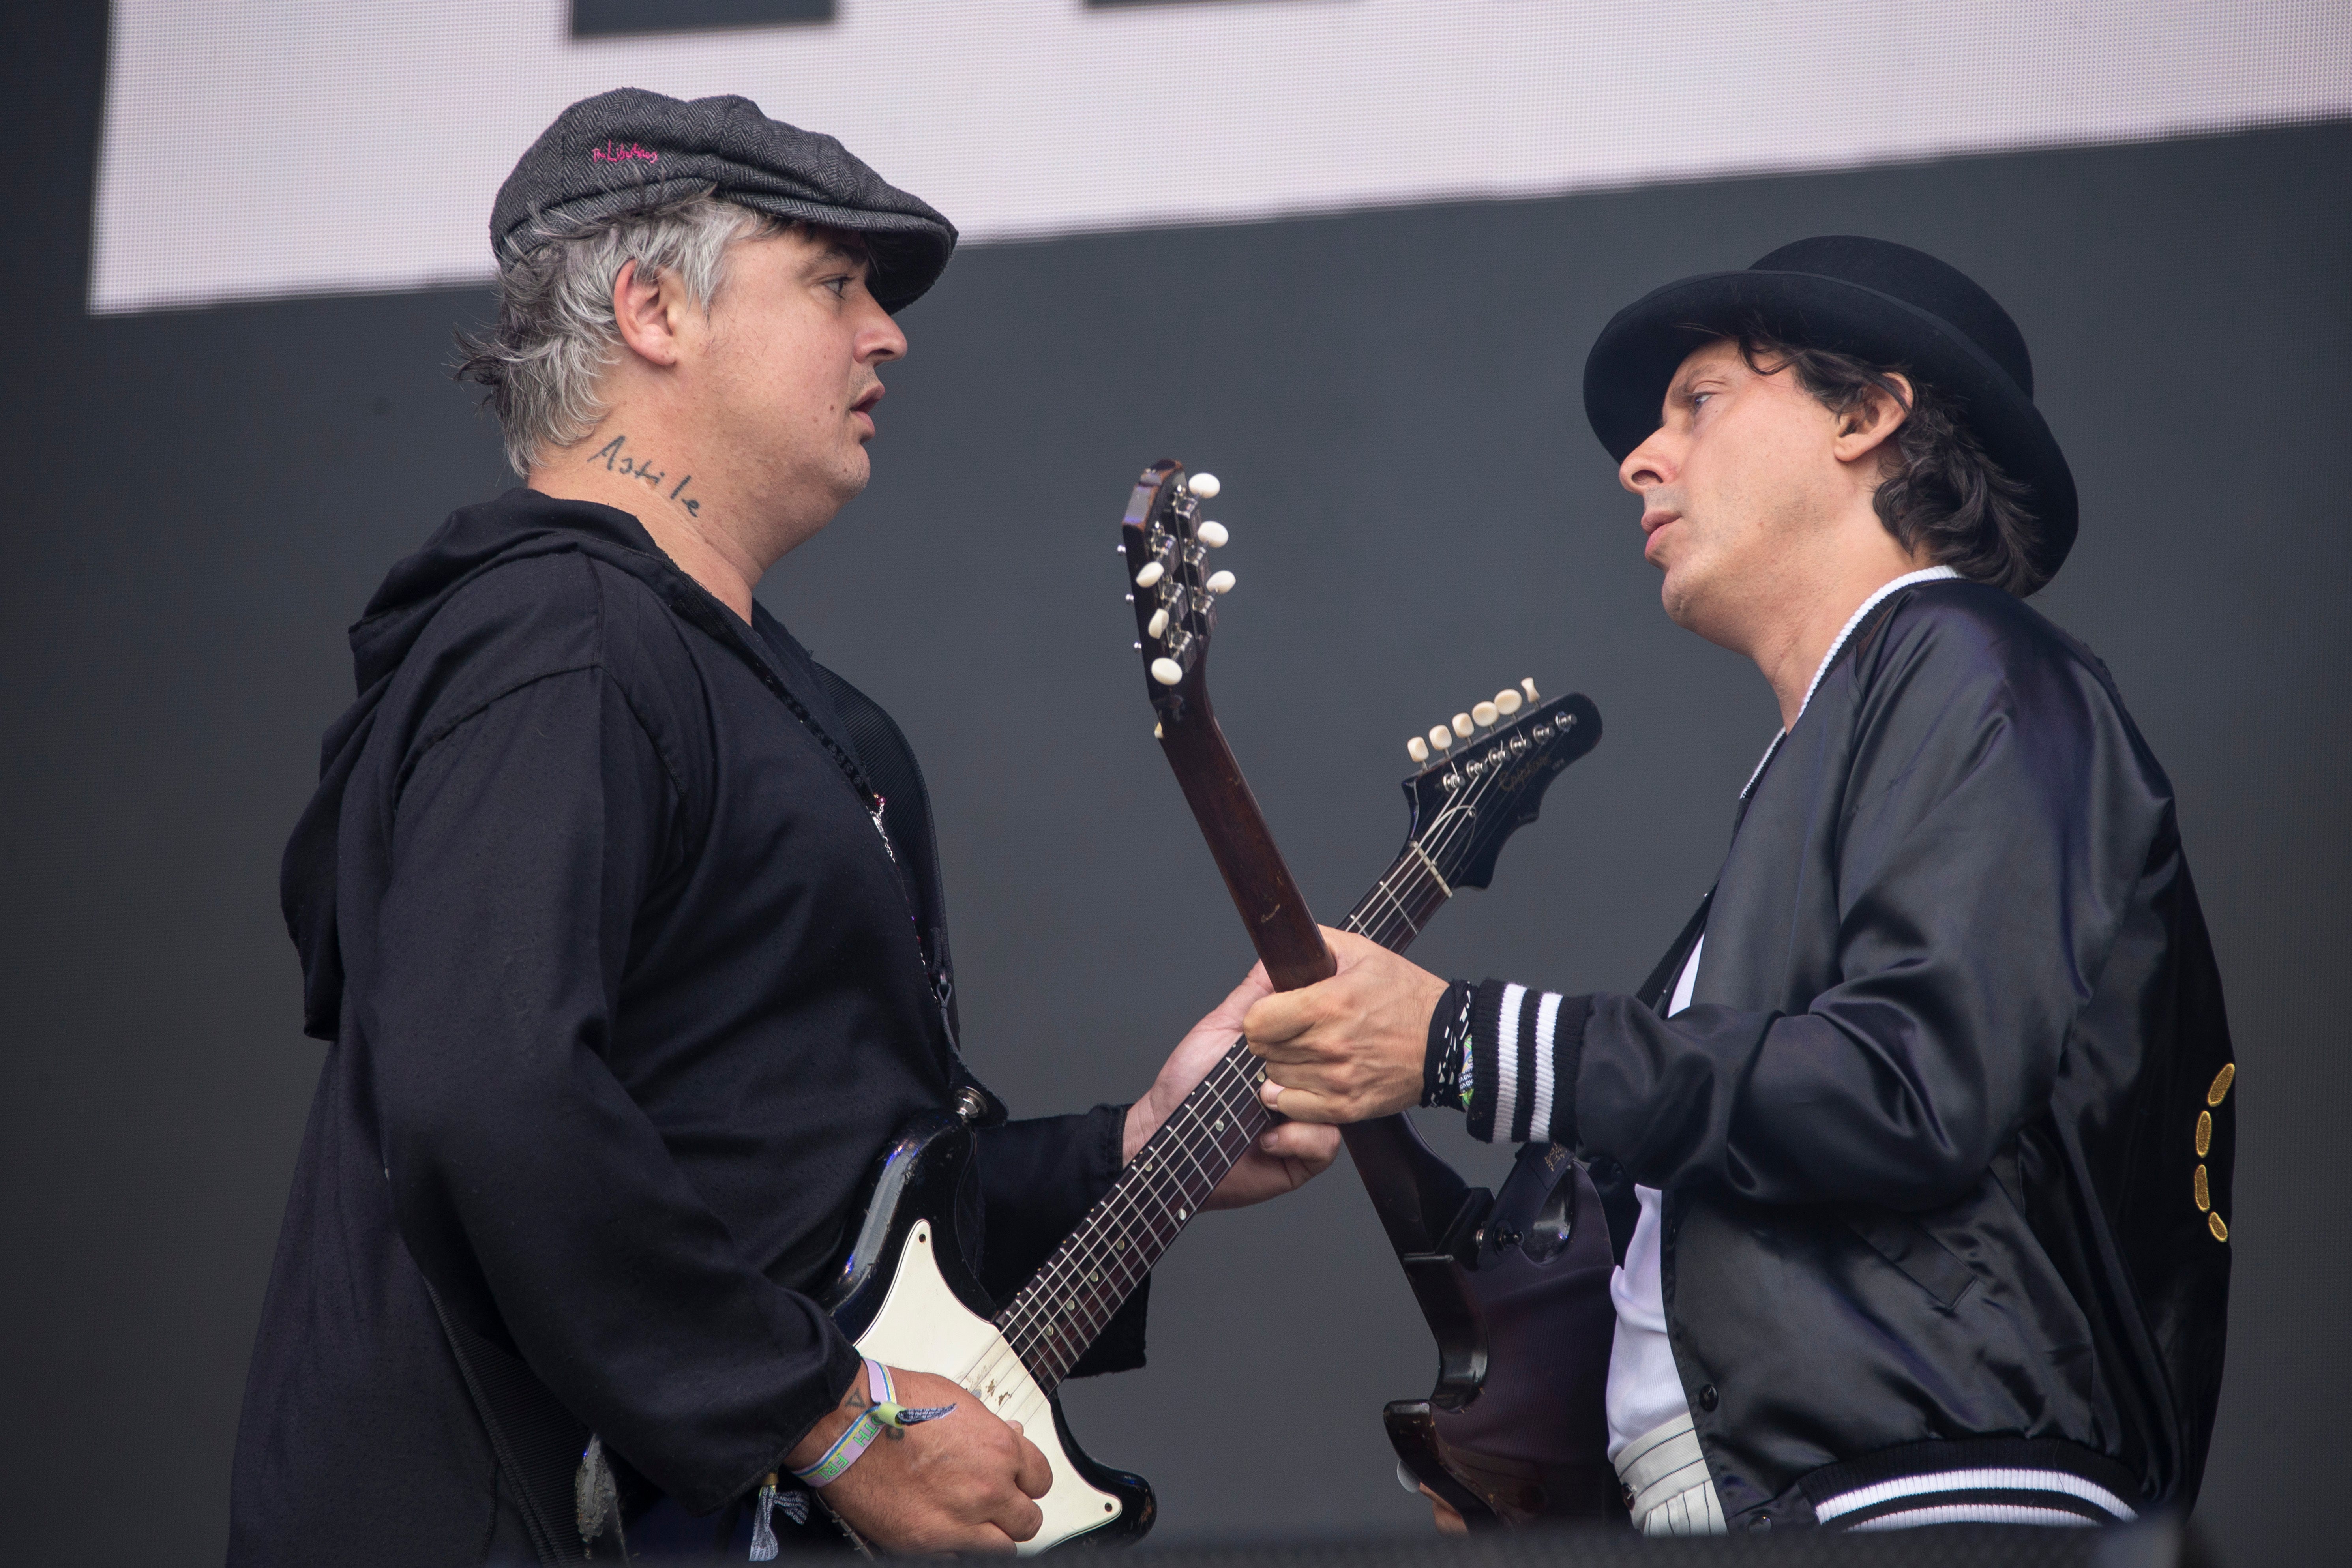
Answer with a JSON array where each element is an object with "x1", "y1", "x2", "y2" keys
[{"x1": 1492, "y1": 750, "x2": 1564, "y2": 796}]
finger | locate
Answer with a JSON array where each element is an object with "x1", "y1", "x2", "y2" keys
[
  {"x1": 1260, "y1": 1080, "x2": 1347, "y2": 1124},
  {"x1": 960, "y1": 1522, "x2": 1021, "y2": 1555},
  {"x1": 1241, "y1": 991, "x2": 1317, "y2": 1047},
  {"x1": 1223, "y1": 964, "x2": 1275, "y2": 1009},
  {"x1": 994, "y1": 1488, "x2": 1047, "y2": 1543},
  {"x1": 1417, "y1": 1487, "x2": 1470, "y2": 1538},
  {"x1": 1012, "y1": 1430, "x2": 1054, "y2": 1500},
  {"x1": 1258, "y1": 1121, "x2": 1340, "y2": 1164}
]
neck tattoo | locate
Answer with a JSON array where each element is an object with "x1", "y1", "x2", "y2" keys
[{"x1": 589, "y1": 434, "x2": 699, "y2": 517}]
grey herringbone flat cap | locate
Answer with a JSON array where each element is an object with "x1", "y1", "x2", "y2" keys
[{"x1": 492, "y1": 88, "x2": 957, "y2": 312}]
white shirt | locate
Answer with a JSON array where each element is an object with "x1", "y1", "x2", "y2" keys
[{"x1": 1604, "y1": 565, "x2": 1959, "y2": 1459}]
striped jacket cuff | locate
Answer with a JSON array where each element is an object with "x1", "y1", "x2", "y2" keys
[{"x1": 1465, "y1": 980, "x2": 1590, "y2": 1145}]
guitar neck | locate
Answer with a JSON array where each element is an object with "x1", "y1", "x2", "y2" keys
[{"x1": 994, "y1": 854, "x2": 1451, "y2": 1392}]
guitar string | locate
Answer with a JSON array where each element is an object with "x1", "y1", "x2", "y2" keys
[
  {"x1": 973, "y1": 743, "x2": 1531, "y2": 1396},
  {"x1": 984, "y1": 843, "x2": 1455, "y2": 1382},
  {"x1": 954, "y1": 731, "x2": 1543, "y2": 1408},
  {"x1": 983, "y1": 783, "x2": 1499, "y2": 1392}
]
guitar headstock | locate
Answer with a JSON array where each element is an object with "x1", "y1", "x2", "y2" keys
[
  {"x1": 1118, "y1": 459, "x2": 1235, "y2": 729},
  {"x1": 1398, "y1": 679, "x2": 1602, "y2": 892}
]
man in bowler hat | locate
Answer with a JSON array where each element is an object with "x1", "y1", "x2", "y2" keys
[{"x1": 1243, "y1": 238, "x2": 2236, "y2": 1534}]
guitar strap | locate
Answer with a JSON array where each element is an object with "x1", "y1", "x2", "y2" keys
[{"x1": 809, "y1": 662, "x2": 963, "y2": 1052}]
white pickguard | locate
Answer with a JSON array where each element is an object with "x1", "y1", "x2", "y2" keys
[{"x1": 851, "y1": 1220, "x2": 1122, "y2": 1554}]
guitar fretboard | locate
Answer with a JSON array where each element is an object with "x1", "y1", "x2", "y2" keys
[{"x1": 996, "y1": 847, "x2": 1451, "y2": 1390}]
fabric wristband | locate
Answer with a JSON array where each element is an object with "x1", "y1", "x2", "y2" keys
[
  {"x1": 1421, "y1": 979, "x2": 1477, "y2": 1111},
  {"x1": 788, "y1": 1359, "x2": 959, "y2": 1488}
]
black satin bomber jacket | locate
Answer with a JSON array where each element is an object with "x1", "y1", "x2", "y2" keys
[{"x1": 1550, "y1": 581, "x2": 2234, "y2": 1527}]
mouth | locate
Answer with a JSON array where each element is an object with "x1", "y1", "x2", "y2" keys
[
  {"x1": 850, "y1": 384, "x2": 885, "y2": 433},
  {"x1": 1641, "y1": 510, "x2": 1679, "y2": 563}
]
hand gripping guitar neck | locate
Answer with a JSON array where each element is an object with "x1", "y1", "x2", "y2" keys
[{"x1": 1117, "y1": 459, "x2": 1620, "y2": 1528}]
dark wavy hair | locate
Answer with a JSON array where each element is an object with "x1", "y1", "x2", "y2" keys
[{"x1": 1733, "y1": 326, "x2": 2048, "y2": 596}]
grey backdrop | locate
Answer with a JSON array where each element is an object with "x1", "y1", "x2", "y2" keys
[{"x1": 7, "y1": 9, "x2": 2346, "y2": 1562}]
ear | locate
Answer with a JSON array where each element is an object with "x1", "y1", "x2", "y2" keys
[
  {"x1": 1831, "y1": 373, "x2": 1912, "y2": 466},
  {"x1": 610, "y1": 259, "x2": 684, "y2": 368}
]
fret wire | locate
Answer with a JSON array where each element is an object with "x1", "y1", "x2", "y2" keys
[
  {"x1": 976, "y1": 759, "x2": 1558, "y2": 1386},
  {"x1": 999, "y1": 1060, "x2": 1258, "y2": 1375},
  {"x1": 995, "y1": 821, "x2": 1504, "y2": 1380}
]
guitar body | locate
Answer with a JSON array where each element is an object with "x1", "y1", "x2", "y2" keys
[
  {"x1": 812, "y1": 1114, "x2": 1153, "y2": 1554},
  {"x1": 1382, "y1": 1143, "x2": 1621, "y2": 1526}
]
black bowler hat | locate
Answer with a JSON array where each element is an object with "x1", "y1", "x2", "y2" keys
[
  {"x1": 492, "y1": 88, "x2": 957, "y2": 313},
  {"x1": 1583, "y1": 236, "x2": 2077, "y2": 582}
]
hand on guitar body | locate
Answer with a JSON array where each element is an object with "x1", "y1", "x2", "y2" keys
[
  {"x1": 1243, "y1": 927, "x2": 1449, "y2": 1126},
  {"x1": 1124, "y1": 966, "x2": 1343, "y2": 1206},
  {"x1": 784, "y1": 1364, "x2": 1053, "y2": 1554}
]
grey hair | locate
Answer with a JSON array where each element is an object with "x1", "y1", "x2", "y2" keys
[{"x1": 455, "y1": 192, "x2": 793, "y2": 476}]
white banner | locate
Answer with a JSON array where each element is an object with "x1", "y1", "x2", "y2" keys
[{"x1": 91, "y1": 0, "x2": 2352, "y2": 313}]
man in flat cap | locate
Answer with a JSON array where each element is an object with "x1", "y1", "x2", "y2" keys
[
  {"x1": 230, "y1": 90, "x2": 1336, "y2": 1564},
  {"x1": 1244, "y1": 238, "x2": 2234, "y2": 1534}
]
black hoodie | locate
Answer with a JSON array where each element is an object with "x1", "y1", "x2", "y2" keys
[{"x1": 230, "y1": 490, "x2": 1142, "y2": 1564}]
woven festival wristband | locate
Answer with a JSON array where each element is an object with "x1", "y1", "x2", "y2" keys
[{"x1": 788, "y1": 1360, "x2": 960, "y2": 1488}]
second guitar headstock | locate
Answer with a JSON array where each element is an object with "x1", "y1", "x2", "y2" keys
[{"x1": 1117, "y1": 459, "x2": 1235, "y2": 731}]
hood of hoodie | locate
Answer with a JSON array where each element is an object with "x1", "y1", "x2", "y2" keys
[{"x1": 283, "y1": 489, "x2": 679, "y2": 1040}]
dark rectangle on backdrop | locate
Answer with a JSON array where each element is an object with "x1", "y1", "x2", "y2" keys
[{"x1": 573, "y1": 0, "x2": 833, "y2": 37}]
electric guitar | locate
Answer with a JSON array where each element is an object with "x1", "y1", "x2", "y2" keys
[
  {"x1": 1115, "y1": 458, "x2": 1622, "y2": 1528},
  {"x1": 785, "y1": 469, "x2": 1606, "y2": 1554}
]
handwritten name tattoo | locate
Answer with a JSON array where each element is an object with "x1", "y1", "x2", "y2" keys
[{"x1": 590, "y1": 435, "x2": 699, "y2": 515}]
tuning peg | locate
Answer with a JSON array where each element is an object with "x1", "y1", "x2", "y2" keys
[
  {"x1": 1135, "y1": 560, "x2": 1165, "y2": 588},
  {"x1": 1407, "y1": 736, "x2": 1430, "y2": 763},
  {"x1": 1187, "y1": 472, "x2": 1222, "y2": 499},
  {"x1": 1472, "y1": 700, "x2": 1498, "y2": 728},
  {"x1": 1428, "y1": 725, "x2": 1453, "y2": 752},
  {"x1": 1197, "y1": 521, "x2": 1229, "y2": 548},
  {"x1": 1206, "y1": 570, "x2": 1236, "y2": 594},
  {"x1": 1154, "y1": 722, "x2": 1164, "y2": 739},
  {"x1": 1494, "y1": 688, "x2": 1522, "y2": 716},
  {"x1": 1521, "y1": 677, "x2": 1539, "y2": 701},
  {"x1": 1451, "y1": 712, "x2": 1475, "y2": 739},
  {"x1": 1146, "y1": 608, "x2": 1169, "y2": 638},
  {"x1": 1123, "y1": 593, "x2": 1134, "y2": 603},
  {"x1": 1151, "y1": 657, "x2": 1184, "y2": 685}
]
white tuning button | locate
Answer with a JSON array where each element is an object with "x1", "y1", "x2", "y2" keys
[
  {"x1": 1205, "y1": 570, "x2": 1236, "y2": 594},
  {"x1": 1521, "y1": 677, "x2": 1540, "y2": 701},
  {"x1": 1151, "y1": 657, "x2": 1184, "y2": 685},
  {"x1": 1428, "y1": 725, "x2": 1453, "y2": 751},
  {"x1": 1494, "y1": 688, "x2": 1522, "y2": 716},
  {"x1": 1134, "y1": 560, "x2": 1165, "y2": 588},
  {"x1": 1197, "y1": 521, "x2": 1229, "y2": 547},
  {"x1": 1146, "y1": 608, "x2": 1170, "y2": 638},
  {"x1": 1407, "y1": 736, "x2": 1430, "y2": 763},
  {"x1": 1472, "y1": 701, "x2": 1499, "y2": 728},
  {"x1": 1154, "y1": 722, "x2": 1164, "y2": 740},
  {"x1": 1451, "y1": 712, "x2": 1475, "y2": 739},
  {"x1": 1187, "y1": 472, "x2": 1222, "y2": 499}
]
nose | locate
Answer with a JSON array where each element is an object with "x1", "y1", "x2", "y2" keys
[
  {"x1": 1619, "y1": 428, "x2": 1674, "y2": 496},
  {"x1": 858, "y1": 298, "x2": 907, "y2": 365}
]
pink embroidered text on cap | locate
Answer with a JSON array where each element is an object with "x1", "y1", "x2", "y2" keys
[{"x1": 591, "y1": 140, "x2": 659, "y2": 164}]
